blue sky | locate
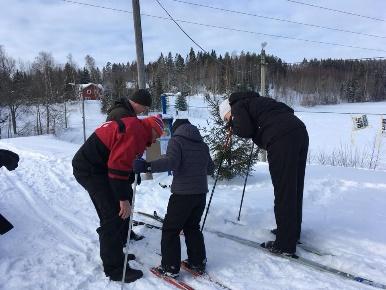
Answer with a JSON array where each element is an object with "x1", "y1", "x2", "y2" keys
[{"x1": 1, "y1": 0, "x2": 386, "y2": 67}]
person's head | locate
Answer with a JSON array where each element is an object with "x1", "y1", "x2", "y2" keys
[
  {"x1": 129, "y1": 89, "x2": 152, "y2": 115},
  {"x1": 219, "y1": 99, "x2": 231, "y2": 122},
  {"x1": 172, "y1": 118, "x2": 191, "y2": 134},
  {"x1": 142, "y1": 115, "x2": 164, "y2": 144}
]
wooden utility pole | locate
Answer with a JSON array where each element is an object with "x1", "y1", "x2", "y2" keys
[
  {"x1": 82, "y1": 92, "x2": 86, "y2": 143},
  {"x1": 132, "y1": 0, "x2": 154, "y2": 180},
  {"x1": 260, "y1": 42, "x2": 267, "y2": 161},
  {"x1": 260, "y1": 42, "x2": 267, "y2": 97},
  {"x1": 132, "y1": 0, "x2": 146, "y2": 89}
]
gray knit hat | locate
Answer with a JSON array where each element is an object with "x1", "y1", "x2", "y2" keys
[{"x1": 129, "y1": 89, "x2": 152, "y2": 107}]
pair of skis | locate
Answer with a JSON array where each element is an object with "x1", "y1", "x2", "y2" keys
[
  {"x1": 135, "y1": 211, "x2": 386, "y2": 289},
  {"x1": 132, "y1": 211, "x2": 164, "y2": 230},
  {"x1": 150, "y1": 266, "x2": 194, "y2": 290},
  {"x1": 208, "y1": 229, "x2": 386, "y2": 290},
  {"x1": 150, "y1": 261, "x2": 232, "y2": 290},
  {"x1": 137, "y1": 211, "x2": 325, "y2": 257},
  {"x1": 224, "y1": 218, "x2": 328, "y2": 256},
  {"x1": 135, "y1": 211, "x2": 232, "y2": 289}
]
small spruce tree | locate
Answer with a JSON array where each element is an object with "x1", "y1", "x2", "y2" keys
[
  {"x1": 200, "y1": 94, "x2": 259, "y2": 180},
  {"x1": 175, "y1": 92, "x2": 188, "y2": 111}
]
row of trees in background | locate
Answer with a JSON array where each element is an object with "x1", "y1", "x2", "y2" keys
[
  {"x1": 1, "y1": 45, "x2": 385, "y2": 138},
  {"x1": 147, "y1": 49, "x2": 386, "y2": 106},
  {"x1": 100, "y1": 48, "x2": 386, "y2": 109}
]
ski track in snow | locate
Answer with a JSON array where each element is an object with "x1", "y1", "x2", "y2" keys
[{"x1": 1, "y1": 100, "x2": 386, "y2": 289}]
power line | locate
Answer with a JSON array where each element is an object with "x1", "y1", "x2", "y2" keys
[
  {"x1": 153, "y1": 0, "x2": 208, "y2": 54},
  {"x1": 154, "y1": 0, "x2": 233, "y2": 73},
  {"x1": 61, "y1": 0, "x2": 130, "y2": 13},
  {"x1": 59, "y1": 0, "x2": 386, "y2": 54},
  {"x1": 168, "y1": 0, "x2": 386, "y2": 39},
  {"x1": 287, "y1": 0, "x2": 385, "y2": 22},
  {"x1": 148, "y1": 17, "x2": 386, "y2": 53}
]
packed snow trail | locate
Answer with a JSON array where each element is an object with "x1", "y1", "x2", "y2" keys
[{"x1": 1, "y1": 99, "x2": 386, "y2": 289}]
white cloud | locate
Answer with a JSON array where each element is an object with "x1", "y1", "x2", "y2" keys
[{"x1": 0, "y1": 0, "x2": 385, "y2": 67}]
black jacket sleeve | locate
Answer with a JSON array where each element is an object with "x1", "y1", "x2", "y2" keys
[
  {"x1": 150, "y1": 138, "x2": 182, "y2": 173},
  {"x1": 231, "y1": 99, "x2": 255, "y2": 138},
  {"x1": 0, "y1": 149, "x2": 19, "y2": 171}
]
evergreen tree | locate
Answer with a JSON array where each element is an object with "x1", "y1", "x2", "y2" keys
[
  {"x1": 175, "y1": 92, "x2": 187, "y2": 111},
  {"x1": 200, "y1": 94, "x2": 259, "y2": 180},
  {"x1": 149, "y1": 74, "x2": 163, "y2": 111},
  {"x1": 79, "y1": 68, "x2": 91, "y2": 84}
]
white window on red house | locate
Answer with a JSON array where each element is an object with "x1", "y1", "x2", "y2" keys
[{"x1": 87, "y1": 89, "x2": 92, "y2": 94}]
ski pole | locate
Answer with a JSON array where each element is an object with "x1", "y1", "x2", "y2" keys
[
  {"x1": 121, "y1": 173, "x2": 139, "y2": 289},
  {"x1": 201, "y1": 131, "x2": 232, "y2": 232},
  {"x1": 237, "y1": 142, "x2": 255, "y2": 221}
]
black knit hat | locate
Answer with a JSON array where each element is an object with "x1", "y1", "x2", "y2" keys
[
  {"x1": 172, "y1": 119, "x2": 191, "y2": 134},
  {"x1": 129, "y1": 89, "x2": 152, "y2": 107}
]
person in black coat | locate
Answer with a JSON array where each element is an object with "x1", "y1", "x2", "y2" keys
[
  {"x1": 0, "y1": 149, "x2": 19, "y2": 235},
  {"x1": 219, "y1": 92, "x2": 309, "y2": 255},
  {"x1": 133, "y1": 119, "x2": 215, "y2": 277}
]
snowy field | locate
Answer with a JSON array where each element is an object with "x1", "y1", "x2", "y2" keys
[{"x1": 0, "y1": 97, "x2": 386, "y2": 290}]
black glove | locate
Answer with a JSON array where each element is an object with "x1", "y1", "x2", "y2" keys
[
  {"x1": 136, "y1": 173, "x2": 141, "y2": 186},
  {"x1": 133, "y1": 158, "x2": 151, "y2": 173},
  {"x1": 129, "y1": 172, "x2": 141, "y2": 185},
  {"x1": 0, "y1": 149, "x2": 19, "y2": 171}
]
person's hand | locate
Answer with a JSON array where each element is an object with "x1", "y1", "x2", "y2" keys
[
  {"x1": 0, "y1": 149, "x2": 19, "y2": 171},
  {"x1": 133, "y1": 158, "x2": 150, "y2": 173},
  {"x1": 119, "y1": 200, "x2": 131, "y2": 219}
]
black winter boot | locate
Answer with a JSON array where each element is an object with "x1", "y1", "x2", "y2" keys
[
  {"x1": 153, "y1": 265, "x2": 179, "y2": 278},
  {"x1": 108, "y1": 266, "x2": 143, "y2": 283},
  {"x1": 261, "y1": 241, "x2": 295, "y2": 256},
  {"x1": 271, "y1": 228, "x2": 301, "y2": 244},
  {"x1": 182, "y1": 259, "x2": 206, "y2": 275}
]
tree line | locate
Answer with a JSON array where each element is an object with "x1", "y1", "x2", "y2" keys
[{"x1": 1, "y1": 45, "x2": 385, "y2": 137}]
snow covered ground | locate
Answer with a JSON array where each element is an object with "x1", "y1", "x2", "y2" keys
[{"x1": 0, "y1": 97, "x2": 386, "y2": 290}]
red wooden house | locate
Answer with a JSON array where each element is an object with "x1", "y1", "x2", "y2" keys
[{"x1": 79, "y1": 83, "x2": 103, "y2": 100}]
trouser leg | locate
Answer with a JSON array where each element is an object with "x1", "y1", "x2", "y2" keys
[
  {"x1": 183, "y1": 195, "x2": 206, "y2": 266},
  {"x1": 296, "y1": 129, "x2": 309, "y2": 240},
  {"x1": 161, "y1": 194, "x2": 203, "y2": 272},
  {"x1": 74, "y1": 174, "x2": 127, "y2": 275},
  {"x1": 268, "y1": 130, "x2": 303, "y2": 253}
]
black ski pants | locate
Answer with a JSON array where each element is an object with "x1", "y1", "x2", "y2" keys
[
  {"x1": 161, "y1": 194, "x2": 206, "y2": 272},
  {"x1": 267, "y1": 126, "x2": 309, "y2": 253},
  {"x1": 74, "y1": 172, "x2": 130, "y2": 276},
  {"x1": 0, "y1": 213, "x2": 13, "y2": 235}
]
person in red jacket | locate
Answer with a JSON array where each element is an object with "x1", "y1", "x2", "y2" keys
[{"x1": 72, "y1": 115, "x2": 164, "y2": 283}]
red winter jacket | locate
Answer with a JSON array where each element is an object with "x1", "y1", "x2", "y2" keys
[{"x1": 72, "y1": 117, "x2": 152, "y2": 201}]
